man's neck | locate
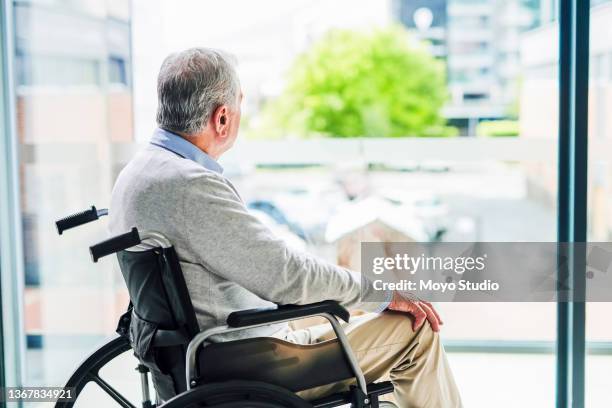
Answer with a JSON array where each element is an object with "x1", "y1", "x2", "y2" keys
[{"x1": 177, "y1": 131, "x2": 221, "y2": 160}]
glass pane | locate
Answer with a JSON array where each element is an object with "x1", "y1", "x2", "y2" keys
[
  {"x1": 14, "y1": 0, "x2": 132, "y2": 392},
  {"x1": 587, "y1": 1, "x2": 612, "y2": 407},
  {"x1": 129, "y1": 1, "x2": 559, "y2": 406}
]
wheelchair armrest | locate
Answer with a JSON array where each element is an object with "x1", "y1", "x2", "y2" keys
[{"x1": 226, "y1": 300, "x2": 350, "y2": 328}]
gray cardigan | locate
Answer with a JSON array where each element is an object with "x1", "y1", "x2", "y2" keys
[{"x1": 110, "y1": 144, "x2": 387, "y2": 340}]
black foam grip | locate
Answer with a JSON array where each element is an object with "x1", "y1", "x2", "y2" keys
[
  {"x1": 55, "y1": 206, "x2": 99, "y2": 235},
  {"x1": 226, "y1": 300, "x2": 350, "y2": 328},
  {"x1": 90, "y1": 227, "x2": 141, "y2": 263}
]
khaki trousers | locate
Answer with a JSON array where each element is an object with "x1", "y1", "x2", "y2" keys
[{"x1": 282, "y1": 311, "x2": 463, "y2": 408}]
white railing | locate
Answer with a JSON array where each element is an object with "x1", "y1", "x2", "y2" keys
[{"x1": 21, "y1": 137, "x2": 565, "y2": 165}]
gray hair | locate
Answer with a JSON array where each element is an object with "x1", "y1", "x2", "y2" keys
[{"x1": 156, "y1": 48, "x2": 240, "y2": 135}]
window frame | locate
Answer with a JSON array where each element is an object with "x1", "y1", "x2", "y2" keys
[
  {"x1": 0, "y1": 0, "x2": 27, "y2": 402},
  {"x1": 556, "y1": 0, "x2": 590, "y2": 407}
]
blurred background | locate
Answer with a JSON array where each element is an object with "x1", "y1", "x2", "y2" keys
[{"x1": 6, "y1": 0, "x2": 612, "y2": 406}]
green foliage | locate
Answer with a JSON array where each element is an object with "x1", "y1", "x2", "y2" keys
[
  {"x1": 258, "y1": 27, "x2": 454, "y2": 138},
  {"x1": 476, "y1": 120, "x2": 520, "y2": 137}
]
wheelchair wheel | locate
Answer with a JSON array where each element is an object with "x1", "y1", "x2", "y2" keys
[
  {"x1": 160, "y1": 381, "x2": 312, "y2": 408},
  {"x1": 56, "y1": 335, "x2": 133, "y2": 408}
]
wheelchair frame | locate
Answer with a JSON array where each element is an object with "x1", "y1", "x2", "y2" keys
[{"x1": 54, "y1": 206, "x2": 397, "y2": 408}]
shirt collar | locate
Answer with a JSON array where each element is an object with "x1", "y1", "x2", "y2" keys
[{"x1": 150, "y1": 128, "x2": 223, "y2": 174}]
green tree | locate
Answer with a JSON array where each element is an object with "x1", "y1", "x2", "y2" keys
[{"x1": 259, "y1": 27, "x2": 454, "y2": 138}]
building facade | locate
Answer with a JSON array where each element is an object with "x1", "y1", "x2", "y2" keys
[
  {"x1": 395, "y1": 0, "x2": 539, "y2": 135},
  {"x1": 13, "y1": 0, "x2": 133, "y2": 384},
  {"x1": 520, "y1": 1, "x2": 612, "y2": 239}
]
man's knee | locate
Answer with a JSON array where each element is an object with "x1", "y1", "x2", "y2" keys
[{"x1": 376, "y1": 311, "x2": 438, "y2": 348}]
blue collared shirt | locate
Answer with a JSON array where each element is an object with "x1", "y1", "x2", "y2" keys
[{"x1": 150, "y1": 128, "x2": 223, "y2": 174}]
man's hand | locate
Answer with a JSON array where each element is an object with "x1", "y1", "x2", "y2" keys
[{"x1": 387, "y1": 291, "x2": 443, "y2": 332}]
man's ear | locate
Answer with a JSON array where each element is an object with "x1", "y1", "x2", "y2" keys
[{"x1": 212, "y1": 105, "x2": 229, "y2": 138}]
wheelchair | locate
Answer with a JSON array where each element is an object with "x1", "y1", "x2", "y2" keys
[{"x1": 54, "y1": 206, "x2": 398, "y2": 408}]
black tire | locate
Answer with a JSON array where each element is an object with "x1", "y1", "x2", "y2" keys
[{"x1": 160, "y1": 381, "x2": 313, "y2": 408}]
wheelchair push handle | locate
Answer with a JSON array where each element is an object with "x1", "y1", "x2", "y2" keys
[
  {"x1": 56, "y1": 205, "x2": 108, "y2": 235},
  {"x1": 90, "y1": 227, "x2": 141, "y2": 262}
]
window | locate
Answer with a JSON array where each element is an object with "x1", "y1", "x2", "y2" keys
[
  {"x1": 16, "y1": 54, "x2": 100, "y2": 87},
  {"x1": 463, "y1": 92, "x2": 487, "y2": 100},
  {"x1": 108, "y1": 56, "x2": 127, "y2": 85},
  {"x1": 128, "y1": 1, "x2": 560, "y2": 405},
  {"x1": 587, "y1": 2, "x2": 612, "y2": 406}
]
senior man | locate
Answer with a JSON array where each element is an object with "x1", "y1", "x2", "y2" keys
[{"x1": 110, "y1": 48, "x2": 461, "y2": 407}]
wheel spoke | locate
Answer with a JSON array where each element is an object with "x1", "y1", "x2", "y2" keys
[{"x1": 90, "y1": 373, "x2": 137, "y2": 408}]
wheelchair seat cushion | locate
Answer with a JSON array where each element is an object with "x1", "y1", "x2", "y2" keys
[{"x1": 198, "y1": 337, "x2": 355, "y2": 393}]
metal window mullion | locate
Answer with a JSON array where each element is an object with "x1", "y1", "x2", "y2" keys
[
  {"x1": 556, "y1": 1, "x2": 589, "y2": 408},
  {"x1": 0, "y1": 0, "x2": 26, "y2": 401},
  {"x1": 556, "y1": 0, "x2": 571, "y2": 406},
  {"x1": 569, "y1": 0, "x2": 589, "y2": 406}
]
